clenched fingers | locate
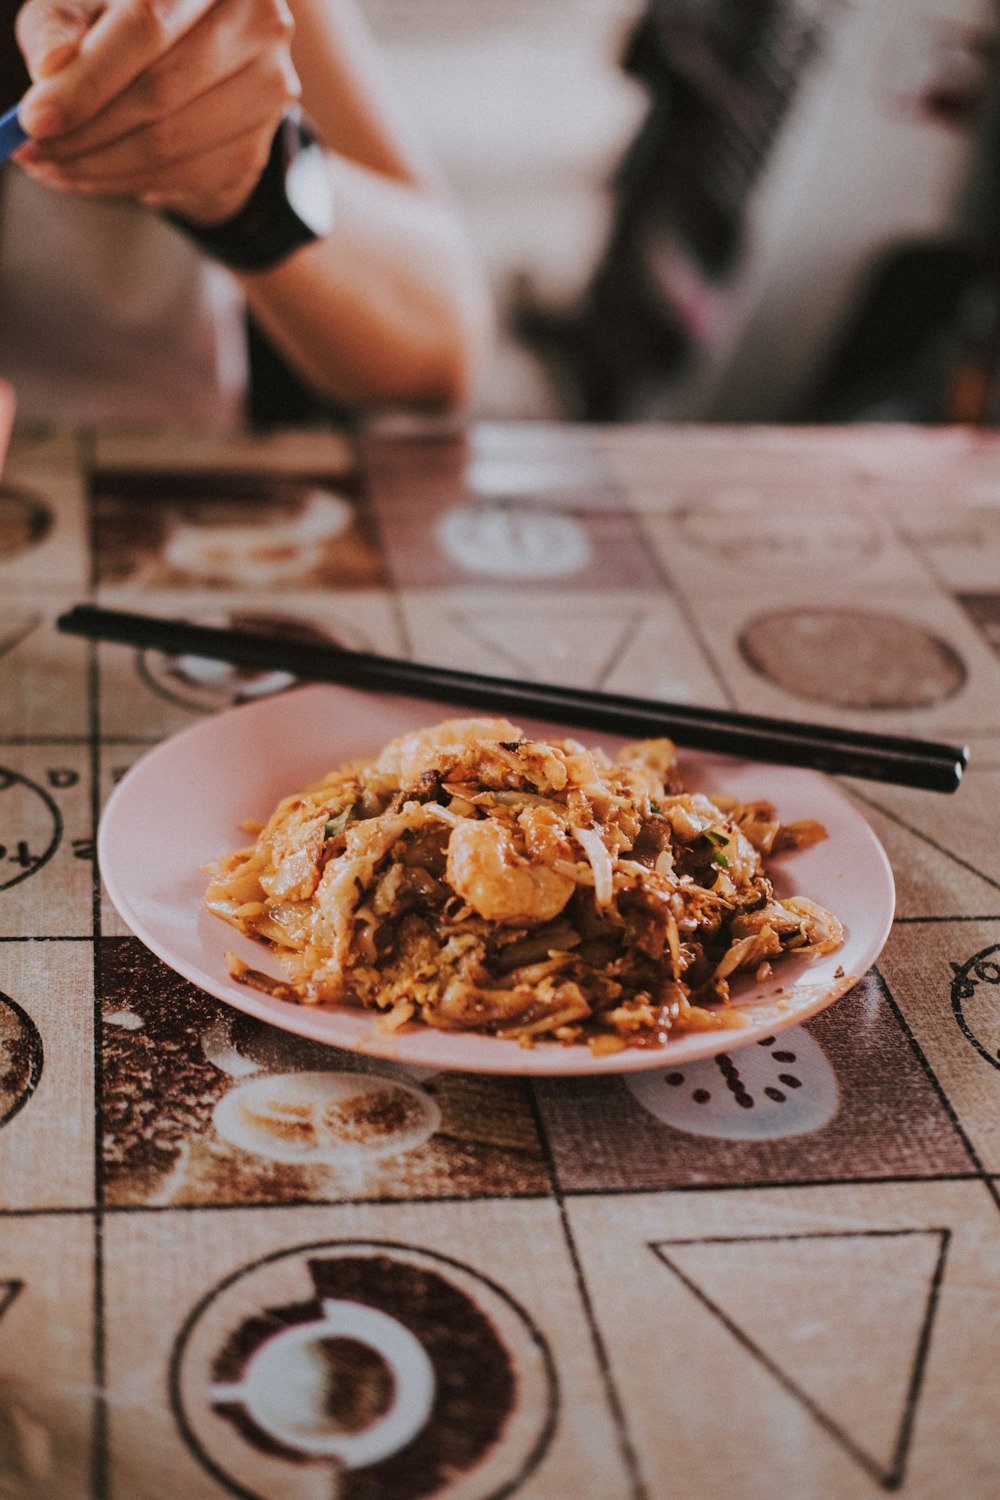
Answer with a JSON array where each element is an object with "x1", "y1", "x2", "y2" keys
[
  {"x1": 17, "y1": 0, "x2": 294, "y2": 140},
  {"x1": 17, "y1": 56, "x2": 292, "y2": 222}
]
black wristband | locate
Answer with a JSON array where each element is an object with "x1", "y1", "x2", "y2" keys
[{"x1": 166, "y1": 112, "x2": 333, "y2": 273}]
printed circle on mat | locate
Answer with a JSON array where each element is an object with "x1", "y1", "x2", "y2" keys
[
  {"x1": 212, "y1": 1072, "x2": 441, "y2": 1166},
  {"x1": 161, "y1": 489, "x2": 352, "y2": 587},
  {"x1": 739, "y1": 608, "x2": 966, "y2": 709},
  {"x1": 171, "y1": 1240, "x2": 557, "y2": 1500},
  {"x1": 436, "y1": 505, "x2": 590, "y2": 579},
  {"x1": 626, "y1": 1027, "x2": 839, "y2": 1140},
  {"x1": 138, "y1": 610, "x2": 371, "y2": 713},
  {"x1": 0, "y1": 768, "x2": 62, "y2": 890},
  {"x1": 951, "y1": 943, "x2": 1000, "y2": 1072},
  {"x1": 0, "y1": 993, "x2": 43, "y2": 1127}
]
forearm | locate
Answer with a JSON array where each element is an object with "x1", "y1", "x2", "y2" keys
[
  {"x1": 237, "y1": 153, "x2": 494, "y2": 412},
  {"x1": 240, "y1": 0, "x2": 493, "y2": 411}
]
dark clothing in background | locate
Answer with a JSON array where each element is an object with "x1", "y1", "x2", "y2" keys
[
  {"x1": 516, "y1": 0, "x2": 826, "y2": 421},
  {"x1": 1, "y1": 2, "x2": 29, "y2": 109}
]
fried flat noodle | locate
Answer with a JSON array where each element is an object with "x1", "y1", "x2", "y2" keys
[{"x1": 205, "y1": 717, "x2": 844, "y2": 1053}]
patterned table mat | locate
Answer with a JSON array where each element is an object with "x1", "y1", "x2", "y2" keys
[{"x1": 1, "y1": 421, "x2": 999, "y2": 1499}]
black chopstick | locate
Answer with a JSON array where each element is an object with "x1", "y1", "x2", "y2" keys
[{"x1": 56, "y1": 604, "x2": 969, "y2": 792}]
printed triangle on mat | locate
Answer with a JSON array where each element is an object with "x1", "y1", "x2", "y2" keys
[
  {"x1": 651, "y1": 1229, "x2": 949, "y2": 1491},
  {"x1": 446, "y1": 606, "x2": 644, "y2": 688},
  {"x1": 0, "y1": 612, "x2": 41, "y2": 661},
  {"x1": 851, "y1": 786, "x2": 1000, "y2": 909}
]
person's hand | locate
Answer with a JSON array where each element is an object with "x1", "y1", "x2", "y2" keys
[{"x1": 12, "y1": 0, "x2": 301, "y2": 224}]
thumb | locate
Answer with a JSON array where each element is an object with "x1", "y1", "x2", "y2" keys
[{"x1": 15, "y1": 0, "x2": 102, "y2": 83}]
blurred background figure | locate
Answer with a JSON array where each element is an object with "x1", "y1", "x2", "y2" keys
[
  {"x1": 357, "y1": 0, "x2": 1000, "y2": 426},
  {"x1": 5, "y1": 0, "x2": 1000, "y2": 431}
]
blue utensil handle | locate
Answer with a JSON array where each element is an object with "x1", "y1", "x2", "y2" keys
[{"x1": 0, "y1": 104, "x2": 29, "y2": 162}]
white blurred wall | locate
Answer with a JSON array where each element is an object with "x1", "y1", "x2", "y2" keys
[
  {"x1": 677, "y1": 0, "x2": 1000, "y2": 421},
  {"x1": 363, "y1": 0, "x2": 647, "y2": 417}
]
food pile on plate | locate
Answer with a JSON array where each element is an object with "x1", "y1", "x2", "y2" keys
[{"x1": 206, "y1": 718, "x2": 842, "y2": 1053}]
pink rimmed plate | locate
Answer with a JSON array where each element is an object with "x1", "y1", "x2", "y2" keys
[{"x1": 98, "y1": 682, "x2": 894, "y2": 1076}]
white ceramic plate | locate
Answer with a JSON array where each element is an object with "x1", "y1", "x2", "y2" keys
[{"x1": 99, "y1": 683, "x2": 895, "y2": 1076}]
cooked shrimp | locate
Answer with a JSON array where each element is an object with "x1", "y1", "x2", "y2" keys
[{"x1": 446, "y1": 816, "x2": 575, "y2": 924}]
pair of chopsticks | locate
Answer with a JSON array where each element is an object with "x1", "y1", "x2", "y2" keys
[{"x1": 57, "y1": 604, "x2": 969, "y2": 792}]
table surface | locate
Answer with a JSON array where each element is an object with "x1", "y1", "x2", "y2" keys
[{"x1": 1, "y1": 419, "x2": 999, "y2": 1500}]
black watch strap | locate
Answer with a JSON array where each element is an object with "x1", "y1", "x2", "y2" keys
[{"x1": 166, "y1": 113, "x2": 331, "y2": 273}]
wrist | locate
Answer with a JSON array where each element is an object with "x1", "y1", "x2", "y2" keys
[{"x1": 165, "y1": 111, "x2": 334, "y2": 273}]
